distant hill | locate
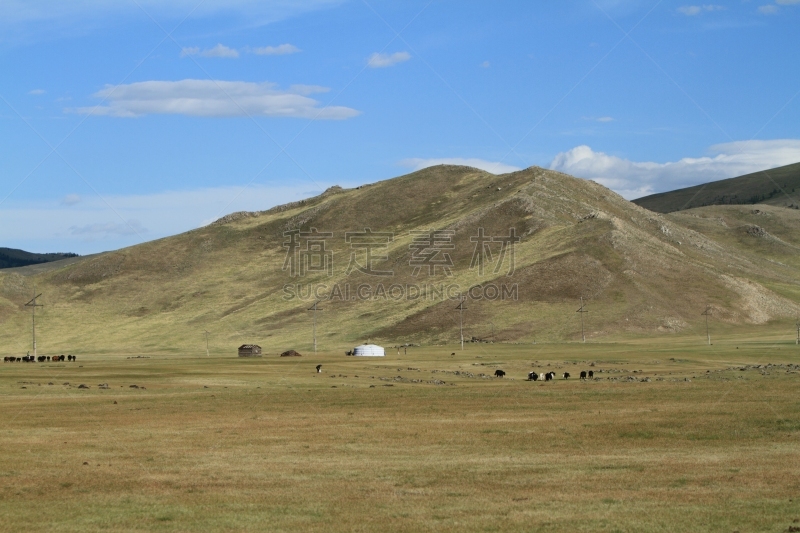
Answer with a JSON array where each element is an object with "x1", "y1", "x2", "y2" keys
[
  {"x1": 1, "y1": 165, "x2": 799, "y2": 355},
  {"x1": 633, "y1": 162, "x2": 800, "y2": 213},
  {"x1": 0, "y1": 248, "x2": 78, "y2": 270}
]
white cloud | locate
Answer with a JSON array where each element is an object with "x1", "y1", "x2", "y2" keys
[
  {"x1": 401, "y1": 158, "x2": 522, "y2": 175},
  {"x1": 252, "y1": 43, "x2": 301, "y2": 55},
  {"x1": 28, "y1": 89, "x2": 45, "y2": 95},
  {"x1": 61, "y1": 194, "x2": 81, "y2": 206},
  {"x1": 0, "y1": 183, "x2": 342, "y2": 254},
  {"x1": 583, "y1": 116, "x2": 614, "y2": 123},
  {"x1": 758, "y1": 4, "x2": 779, "y2": 13},
  {"x1": 68, "y1": 79, "x2": 360, "y2": 120},
  {"x1": 202, "y1": 44, "x2": 239, "y2": 58},
  {"x1": 677, "y1": 5, "x2": 725, "y2": 15},
  {"x1": 367, "y1": 51, "x2": 411, "y2": 68},
  {"x1": 775, "y1": 0, "x2": 800, "y2": 4},
  {"x1": 181, "y1": 44, "x2": 239, "y2": 58},
  {"x1": 480, "y1": 61, "x2": 491, "y2": 68},
  {"x1": 549, "y1": 140, "x2": 800, "y2": 200}
]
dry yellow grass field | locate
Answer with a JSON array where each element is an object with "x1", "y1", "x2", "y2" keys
[{"x1": 2, "y1": 337, "x2": 799, "y2": 532}]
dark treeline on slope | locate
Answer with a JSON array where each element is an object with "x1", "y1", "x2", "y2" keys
[
  {"x1": 0, "y1": 248, "x2": 79, "y2": 270},
  {"x1": 634, "y1": 162, "x2": 800, "y2": 214}
]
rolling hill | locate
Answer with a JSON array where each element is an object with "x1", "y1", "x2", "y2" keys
[
  {"x1": 633, "y1": 161, "x2": 800, "y2": 213},
  {"x1": 1, "y1": 165, "x2": 799, "y2": 356}
]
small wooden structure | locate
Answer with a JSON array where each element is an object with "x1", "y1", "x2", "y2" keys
[{"x1": 238, "y1": 344, "x2": 262, "y2": 357}]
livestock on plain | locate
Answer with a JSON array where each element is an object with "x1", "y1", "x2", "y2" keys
[
  {"x1": 494, "y1": 370, "x2": 506, "y2": 378},
  {"x1": 527, "y1": 371, "x2": 538, "y2": 381},
  {"x1": 563, "y1": 372, "x2": 570, "y2": 379},
  {"x1": 588, "y1": 370, "x2": 594, "y2": 379},
  {"x1": 580, "y1": 371, "x2": 587, "y2": 380}
]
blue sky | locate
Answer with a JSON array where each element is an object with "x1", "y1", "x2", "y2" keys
[{"x1": 1, "y1": 0, "x2": 799, "y2": 254}]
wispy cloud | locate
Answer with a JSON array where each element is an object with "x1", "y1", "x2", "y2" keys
[
  {"x1": 549, "y1": 139, "x2": 800, "y2": 200},
  {"x1": 68, "y1": 79, "x2": 360, "y2": 119},
  {"x1": 480, "y1": 61, "x2": 490, "y2": 68},
  {"x1": 583, "y1": 116, "x2": 614, "y2": 123},
  {"x1": 0, "y1": 183, "x2": 342, "y2": 254},
  {"x1": 677, "y1": 5, "x2": 725, "y2": 15},
  {"x1": 367, "y1": 51, "x2": 411, "y2": 68},
  {"x1": 758, "y1": 4, "x2": 779, "y2": 13},
  {"x1": 61, "y1": 194, "x2": 81, "y2": 206},
  {"x1": 401, "y1": 158, "x2": 522, "y2": 175},
  {"x1": 181, "y1": 44, "x2": 239, "y2": 58},
  {"x1": 28, "y1": 89, "x2": 45, "y2": 95},
  {"x1": 252, "y1": 43, "x2": 301, "y2": 55}
]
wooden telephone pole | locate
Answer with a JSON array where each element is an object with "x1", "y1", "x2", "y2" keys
[
  {"x1": 576, "y1": 297, "x2": 588, "y2": 343},
  {"x1": 24, "y1": 288, "x2": 43, "y2": 358},
  {"x1": 702, "y1": 306, "x2": 712, "y2": 345},
  {"x1": 795, "y1": 318, "x2": 799, "y2": 345},
  {"x1": 308, "y1": 301, "x2": 322, "y2": 353},
  {"x1": 204, "y1": 330, "x2": 210, "y2": 357},
  {"x1": 455, "y1": 296, "x2": 467, "y2": 351}
]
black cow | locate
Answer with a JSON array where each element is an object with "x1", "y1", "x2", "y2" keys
[
  {"x1": 315, "y1": 364, "x2": 322, "y2": 373},
  {"x1": 494, "y1": 370, "x2": 506, "y2": 378},
  {"x1": 37, "y1": 356, "x2": 46, "y2": 362},
  {"x1": 527, "y1": 371, "x2": 538, "y2": 381},
  {"x1": 545, "y1": 372, "x2": 553, "y2": 381},
  {"x1": 588, "y1": 370, "x2": 594, "y2": 379},
  {"x1": 563, "y1": 372, "x2": 570, "y2": 379},
  {"x1": 580, "y1": 371, "x2": 587, "y2": 380},
  {"x1": 46, "y1": 356, "x2": 51, "y2": 361}
]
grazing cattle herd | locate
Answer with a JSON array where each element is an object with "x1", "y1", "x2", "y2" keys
[
  {"x1": 4, "y1": 354, "x2": 76, "y2": 363},
  {"x1": 524, "y1": 369, "x2": 593, "y2": 382}
]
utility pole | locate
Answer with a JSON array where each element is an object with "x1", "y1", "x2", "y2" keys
[
  {"x1": 24, "y1": 288, "x2": 43, "y2": 358},
  {"x1": 490, "y1": 321, "x2": 495, "y2": 341},
  {"x1": 576, "y1": 296, "x2": 588, "y2": 343},
  {"x1": 702, "y1": 306, "x2": 712, "y2": 345},
  {"x1": 795, "y1": 318, "x2": 799, "y2": 345},
  {"x1": 455, "y1": 296, "x2": 467, "y2": 351},
  {"x1": 204, "y1": 330, "x2": 210, "y2": 357},
  {"x1": 308, "y1": 301, "x2": 322, "y2": 353}
]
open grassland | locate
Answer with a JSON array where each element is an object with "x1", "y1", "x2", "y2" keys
[{"x1": 2, "y1": 337, "x2": 800, "y2": 532}]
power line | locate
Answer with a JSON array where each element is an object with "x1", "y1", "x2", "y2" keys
[
  {"x1": 24, "y1": 288, "x2": 43, "y2": 358},
  {"x1": 308, "y1": 301, "x2": 323, "y2": 353},
  {"x1": 455, "y1": 295, "x2": 467, "y2": 351},
  {"x1": 701, "y1": 306, "x2": 713, "y2": 346},
  {"x1": 576, "y1": 296, "x2": 588, "y2": 343}
]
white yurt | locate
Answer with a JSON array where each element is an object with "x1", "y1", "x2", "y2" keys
[{"x1": 352, "y1": 344, "x2": 385, "y2": 357}]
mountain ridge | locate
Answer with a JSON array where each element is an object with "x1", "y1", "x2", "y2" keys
[{"x1": 0, "y1": 165, "x2": 798, "y2": 355}]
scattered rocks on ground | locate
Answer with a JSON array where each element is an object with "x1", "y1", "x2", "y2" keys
[{"x1": 78, "y1": 384, "x2": 89, "y2": 389}]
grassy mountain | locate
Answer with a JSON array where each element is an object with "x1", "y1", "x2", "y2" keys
[
  {"x1": 0, "y1": 248, "x2": 78, "y2": 270},
  {"x1": 633, "y1": 162, "x2": 800, "y2": 213},
  {"x1": 1, "y1": 165, "x2": 799, "y2": 356}
]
